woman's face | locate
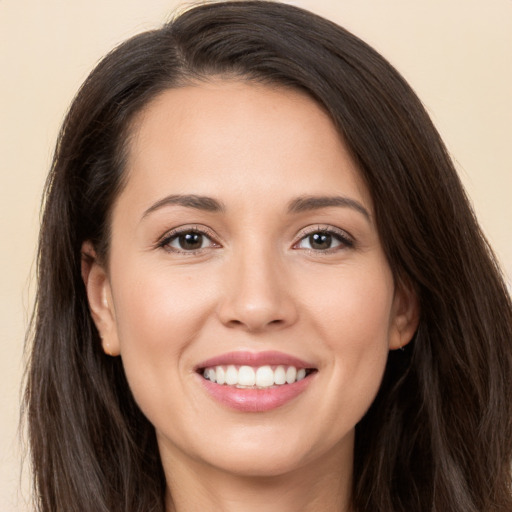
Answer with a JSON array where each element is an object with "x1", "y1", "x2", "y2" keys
[{"x1": 85, "y1": 80, "x2": 417, "y2": 479}]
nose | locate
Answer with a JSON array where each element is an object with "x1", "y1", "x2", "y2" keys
[{"x1": 217, "y1": 246, "x2": 298, "y2": 333}]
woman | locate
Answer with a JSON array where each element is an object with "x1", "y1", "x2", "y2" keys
[{"x1": 25, "y1": 1, "x2": 512, "y2": 511}]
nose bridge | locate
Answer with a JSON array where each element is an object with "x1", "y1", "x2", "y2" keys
[{"x1": 218, "y1": 235, "x2": 297, "y2": 331}]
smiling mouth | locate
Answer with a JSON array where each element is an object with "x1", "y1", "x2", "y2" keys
[{"x1": 198, "y1": 365, "x2": 317, "y2": 389}]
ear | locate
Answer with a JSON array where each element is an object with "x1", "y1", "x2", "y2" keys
[
  {"x1": 81, "y1": 241, "x2": 120, "y2": 356},
  {"x1": 388, "y1": 277, "x2": 420, "y2": 351}
]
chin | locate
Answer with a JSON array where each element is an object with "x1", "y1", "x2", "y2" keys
[
  {"x1": 205, "y1": 449, "x2": 311, "y2": 479},
  {"x1": 190, "y1": 425, "x2": 351, "y2": 479}
]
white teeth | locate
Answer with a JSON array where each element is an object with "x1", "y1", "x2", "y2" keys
[
  {"x1": 238, "y1": 366, "x2": 256, "y2": 386},
  {"x1": 202, "y1": 364, "x2": 312, "y2": 388},
  {"x1": 216, "y1": 366, "x2": 225, "y2": 385},
  {"x1": 273, "y1": 365, "x2": 286, "y2": 385},
  {"x1": 285, "y1": 366, "x2": 297, "y2": 384},
  {"x1": 225, "y1": 365, "x2": 238, "y2": 385},
  {"x1": 255, "y1": 365, "x2": 274, "y2": 387}
]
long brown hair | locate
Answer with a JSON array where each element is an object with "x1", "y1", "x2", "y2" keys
[{"x1": 25, "y1": 2, "x2": 512, "y2": 511}]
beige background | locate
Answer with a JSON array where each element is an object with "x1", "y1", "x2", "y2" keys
[{"x1": 1, "y1": 0, "x2": 511, "y2": 510}]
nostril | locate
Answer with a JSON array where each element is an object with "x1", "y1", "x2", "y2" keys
[{"x1": 223, "y1": 315, "x2": 286, "y2": 331}]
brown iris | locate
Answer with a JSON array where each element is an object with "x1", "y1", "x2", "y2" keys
[
  {"x1": 177, "y1": 232, "x2": 204, "y2": 250},
  {"x1": 308, "y1": 232, "x2": 333, "y2": 250}
]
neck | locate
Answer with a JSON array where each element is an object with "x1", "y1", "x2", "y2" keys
[{"x1": 162, "y1": 439, "x2": 353, "y2": 512}]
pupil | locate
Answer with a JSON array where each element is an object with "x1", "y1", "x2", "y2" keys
[
  {"x1": 310, "y1": 232, "x2": 331, "y2": 250},
  {"x1": 179, "y1": 232, "x2": 203, "y2": 250}
]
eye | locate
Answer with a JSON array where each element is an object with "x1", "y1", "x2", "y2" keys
[
  {"x1": 294, "y1": 228, "x2": 353, "y2": 252},
  {"x1": 159, "y1": 228, "x2": 220, "y2": 253},
  {"x1": 169, "y1": 231, "x2": 208, "y2": 251}
]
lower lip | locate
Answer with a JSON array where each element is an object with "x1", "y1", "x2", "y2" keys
[{"x1": 198, "y1": 373, "x2": 315, "y2": 412}]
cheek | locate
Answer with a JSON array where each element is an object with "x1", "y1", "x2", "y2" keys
[
  {"x1": 108, "y1": 262, "x2": 218, "y2": 408},
  {"x1": 300, "y1": 262, "x2": 394, "y2": 419},
  {"x1": 300, "y1": 259, "x2": 394, "y2": 346},
  {"x1": 112, "y1": 262, "x2": 214, "y2": 347}
]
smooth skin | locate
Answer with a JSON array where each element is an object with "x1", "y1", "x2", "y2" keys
[{"x1": 83, "y1": 80, "x2": 419, "y2": 512}]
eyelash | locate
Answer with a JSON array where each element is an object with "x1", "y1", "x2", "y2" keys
[
  {"x1": 157, "y1": 226, "x2": 220, "y2": 255},
  {"x1": 294, "y1": 225, "x2": 354, "y2": 253},
  {"x1": 156, "y1": 225, "x2": 354, "y2": 255}
]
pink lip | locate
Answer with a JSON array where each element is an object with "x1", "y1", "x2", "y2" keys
[
  {"x1": 195, "y1": 351, "x2": 317, "y2": 413},
  {"x1": 195, "y1": 350, "x2": 315, "y2": 370},
  {"x1": 198, "y1": 373, "x2": 315, "y2": 412}
]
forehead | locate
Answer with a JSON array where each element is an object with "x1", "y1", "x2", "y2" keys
[{"x1": 119, "y1": 80, "x2": 371, "y2": 214}]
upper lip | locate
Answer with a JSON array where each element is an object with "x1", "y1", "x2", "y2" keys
[{"x1": 195, "y1": 351, "x2": 316, "y2": 370}]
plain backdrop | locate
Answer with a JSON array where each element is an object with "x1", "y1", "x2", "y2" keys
[{"x1": 1, "y1": 0, "x2": 511, "y2": 510}]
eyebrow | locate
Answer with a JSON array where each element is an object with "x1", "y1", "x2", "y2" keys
[
  {"x1": 287, "y1": 195, "x2": 371, "y2": 221},
  {"x1": 141, "y1": 193, "x2": 371, "y2": 222},
  {"x1": 142, "y1": 194, "x2": 226, "y2": 219}
]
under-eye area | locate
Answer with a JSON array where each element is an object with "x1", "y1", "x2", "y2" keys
[{"x1": 198, "y1": 365, "x2": 318, "y2": 389}]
